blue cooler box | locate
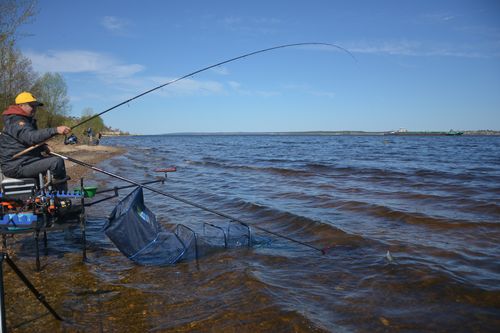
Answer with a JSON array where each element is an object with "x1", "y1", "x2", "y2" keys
[{"x1": 1, "y1": 213, "x2": 38, "y2": 225}]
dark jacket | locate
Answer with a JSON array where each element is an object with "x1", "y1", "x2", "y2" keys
[{"x1": 0, "y1": 105, "x2": 57, "y2": 177}]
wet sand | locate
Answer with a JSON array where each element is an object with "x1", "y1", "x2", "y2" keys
[{"x1": 49, "y1": 142, "x2": 126, "y2": 187}]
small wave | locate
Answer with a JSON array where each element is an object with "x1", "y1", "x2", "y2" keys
[
  {"x1": 383, "y1": 192, "x2": 500, "y2": 216},
  {"x1": 379, "y1": 251, "x2": 500, "y2": 292},
  {"x1": 224, "y1": 198, "x2": 372, "y2": 248},
  {"x1": 185, "y1": 159, "x2": 315, "y2": 177},
  {"x1": 305, "y1": 162, "x2": 336, "y2": 171},
  {"x1": 305, "y1": 164, "x2": 414, "y2": 181},
  {"x1": 413, "y1": 168, "x2": 496, "y2": 183},
  {"x1": 333, "y1": 200, "x2": 499, "y2": 229}
]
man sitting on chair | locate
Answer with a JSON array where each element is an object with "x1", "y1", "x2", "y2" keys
[{"x1": 0, "y1": 92, "x2": 71, "y2": 191}]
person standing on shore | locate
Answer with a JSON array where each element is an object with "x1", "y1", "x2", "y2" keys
[
  {"x1": 95, "y1": 131, "x2": 102, "y2": 145},
  {"x1": 0, "y1": 92, "x2": 71, "y2": 190},
  {"x1": 86, "y1": 127, "x2": 93, "y2": 145}
]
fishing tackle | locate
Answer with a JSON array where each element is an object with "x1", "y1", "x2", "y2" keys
[
  {"x1": 13, "y1": 42, "x2": 355, "y2": 159},
  {"x1": 50, "y1": 151, "x2": 331, "y2": 254}
]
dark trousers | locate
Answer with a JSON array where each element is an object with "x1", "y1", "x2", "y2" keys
[{"x1": 16, "y1": 156, "x2": 67, "y2": 180}]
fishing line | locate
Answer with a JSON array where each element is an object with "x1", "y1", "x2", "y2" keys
[
  {"x1": 13, "y1": 42, "x2": 355, "y2": 159},
  {"x1": 50, "y1": 151, "x2": 330, "y2": 254}
]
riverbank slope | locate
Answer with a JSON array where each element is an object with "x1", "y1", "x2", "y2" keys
[{"x1": 48, "y1": 142, "x2": 125, "y2": 186}]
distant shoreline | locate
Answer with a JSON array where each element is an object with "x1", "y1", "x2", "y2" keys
[{"x1": 152, "y1": 130, "x2": 500, "y2": 136}]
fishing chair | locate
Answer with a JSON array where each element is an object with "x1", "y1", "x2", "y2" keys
[{"x1": 0, "y1": 169, "x2": 38, "y2": 201}]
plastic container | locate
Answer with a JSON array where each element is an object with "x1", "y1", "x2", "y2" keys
[
  {"x1": 74, "y1": 186, "x2": 98, "y2": 198},
  {"x1": 1, "y1": 213, "x2": 38, "y2": 225}
]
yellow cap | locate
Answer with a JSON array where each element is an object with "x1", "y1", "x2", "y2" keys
[{"x1": 15, "y1": 92, "x2": 43, "y2": 106}]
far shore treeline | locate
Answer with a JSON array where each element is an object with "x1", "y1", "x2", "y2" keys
[
  {"x1": 0, "y1": 0, "x2": 126, "y2": 142},
  {"x1": 161, "y1": 130, "x2": 500, "y2": 136}
]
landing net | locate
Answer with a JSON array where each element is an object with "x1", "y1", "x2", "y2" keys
[{"x1": 104, "y1": 187, "x2": 252, "y2": 265}]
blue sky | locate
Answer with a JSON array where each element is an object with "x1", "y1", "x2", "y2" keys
[{"x1": 17, "y1": 0, "x2": 500, "y2": 134}]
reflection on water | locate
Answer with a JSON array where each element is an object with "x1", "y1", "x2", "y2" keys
[{"x1": 5, "y1": 135, "x2": 500, "y2": 332}]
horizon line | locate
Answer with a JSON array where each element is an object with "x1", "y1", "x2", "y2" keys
[{"x1": 113, "y1": 129, "x2": 500, "y2": 136}]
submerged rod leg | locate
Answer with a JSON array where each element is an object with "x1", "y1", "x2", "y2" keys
[
  {"x1": 80, "y1": 178, "x2": 87, "y2": 262},
  {"x1": 34, "y1": 231, "x2": 40, "y2": 272},
  {"x1": 80, "y1": 213, "x2": 87, "y2": 261},
  {"x1": 5, "y1": 255, "x2": 63, "y2": 321},
  {"x1": 0, "y1": 254, "x2": 7, "y2": 333},
  {"x1": 43, "y1": 231, "x2": 48, "y2": 256}
]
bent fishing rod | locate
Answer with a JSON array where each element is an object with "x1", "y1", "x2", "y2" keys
[
  {"x1": 49, "y1": 151, "x2": 330, "y2": 254},
  {"x1": 13, "y1": 42, "x2": 355, "y2": 159}
]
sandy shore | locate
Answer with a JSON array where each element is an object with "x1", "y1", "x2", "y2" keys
[{"x1": 48, "y1": 142, "x2": 126, "y2": 186}]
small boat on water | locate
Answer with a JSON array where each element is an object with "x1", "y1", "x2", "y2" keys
[{"x1": 445, "y1": 130, "x2": 464, "y2": 136}]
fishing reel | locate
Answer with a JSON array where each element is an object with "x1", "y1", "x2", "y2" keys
[
  {"x1": 27, "y1": 171, "x2": 80, "y2": 214},
  {"x1": 32, "y1": 192, "x2": 75, "y2": 215}
]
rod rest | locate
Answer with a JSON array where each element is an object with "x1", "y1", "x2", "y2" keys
[{"x1": 49, "y1": 191, "x2": 84, "y2": 198}]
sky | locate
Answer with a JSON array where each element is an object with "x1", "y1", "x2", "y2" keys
[{"x1": 16, "y1": 0, "x2": 500, "y2": 134}]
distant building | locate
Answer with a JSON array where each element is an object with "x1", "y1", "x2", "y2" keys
[{"x1": 101, "y1": 131, "x2": 122, "y2": 136}]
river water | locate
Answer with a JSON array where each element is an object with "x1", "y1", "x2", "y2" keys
[{"x1": 6, "y1": 135, "x2": 500, "y2": 332}]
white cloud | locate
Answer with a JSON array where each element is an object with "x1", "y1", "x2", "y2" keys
[
  {"x1": 25, "y1": 48, "x2": 339, "y2": 103},
  {"x1": 310, "y1": 90, "x2": 336, "y2": 99},
  {"x1": 346, "y1": 40, "x2": 491, "y2": 58},
  {"x1": 346, "y1": 40, "x2": 422, "y2": 56},
  {"x1": 101, "y1": 16, "x2": 129, "y2": 32},
  {"x1": 254, "y1": 17, "x2": 282, "y2": 25},
  {"x1": 222, "y1": 16, "x2": 242, "y2": 26},
  {"x1": 422, "y1": 12, "x2": 457, "y2": 23},
  {"x1": 219, "y1": 16, "x2": 282, "y2": 35},
  {"x1": 284, "y1": 84, "x2": 335, "y2": 99},
  {"x1": 25, "y1": 49, "x2": 231, "y2": 100},
  {"x1": 210, "y1": 66, "x2": 229, "y2": 75},
  {"x1": 25, "y1": 50, "x2": 145, "y2": 77},
  {"x1": 254, "y1": 90, "x2": 280, "y2": 97},
  {"x1": 104, "y1": 64, "x2": 145, "y2": 78},
  {"x1": 227, "y1": 80, "x2": 279, "y2": 97},
  {"x1": 148, "y1": 76, "x2": 225, "y2": 96},
  {"x1": 228, "y1": 81, "x2": 241, "y2": 89}
]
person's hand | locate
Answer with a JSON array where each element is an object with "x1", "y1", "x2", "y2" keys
[
  {"x1": 57, "y1": 126, "x2": 71, "y2": 135},
  {"x1": 40, "y1": 143, "x2": 51, "y2": 156}
]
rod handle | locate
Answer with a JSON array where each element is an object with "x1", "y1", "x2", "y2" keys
[{"x1": 12, "y1": 142, "x2": 45, "y2": 159}]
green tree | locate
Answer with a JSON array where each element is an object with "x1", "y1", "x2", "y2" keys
[
  {"x1": 32, "y1": 72, "x2": 71, "y2": 128},
  {"x1": 0, "y1": 0, "x2": 38, "y2": 122},
  {"x1": 0, "y1": 45, "x2": 37, "y2": 113},
  {"x1": 79, "y1": 107, "x2": 105, "y2": 142},
  {"x1": 0, "y1": 0, "x2": 37, "y2": 45},
  {"x1": 0, "y1": 1, "x2": 120, "y2": 137}
]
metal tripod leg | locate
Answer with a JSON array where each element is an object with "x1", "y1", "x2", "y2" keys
[
  {"x1": 80, "y1": 213, "x2": 86, "y2": 261},
  {"x1": 0, "y1": 254, "x2": 6, "y2": 333},
  {"x1": 44, "y1": 231, "x2": 48, "y2": 256},
  {"x1": 80, "y1": 178, "x2": 87, "y2": 262},
  {"x1": 0, "y1": 252, "x2": 63, "y2": 332},
  {"x1": 34, "y1": 231, "x2": 40, "y2": 271}
]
